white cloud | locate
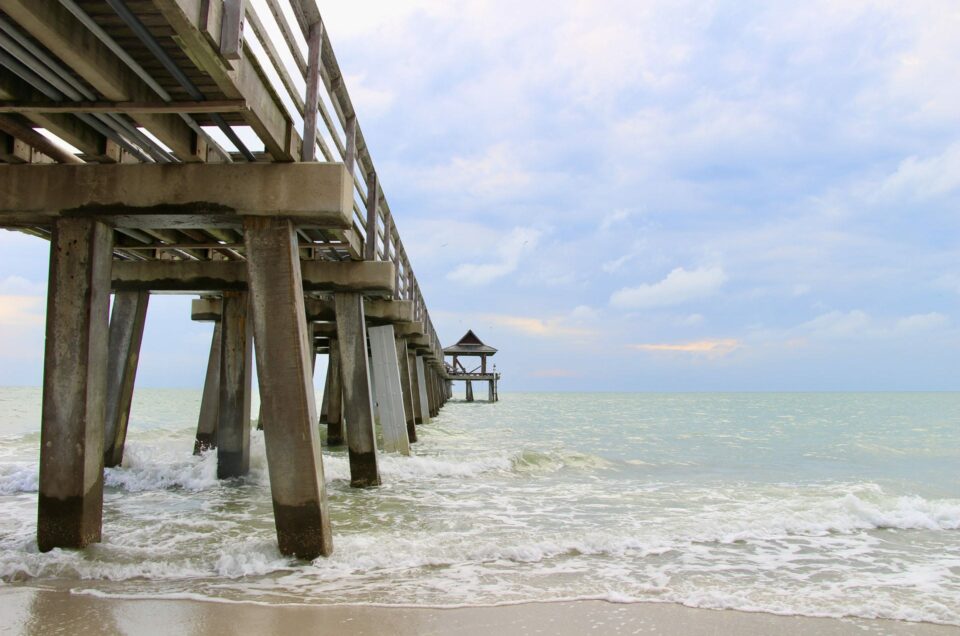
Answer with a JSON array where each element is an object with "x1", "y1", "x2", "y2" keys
[
  {"x1": 413, "y1": 143, "x2": 534, "y2": 200},
  {"x1": 0, "y1": 275, "x2": 45, "y2": 296},
  {"x1": 610, "y1": 266, "x2": 727, "y2": 309},
  {"x1": 876, "y1": 142, "x2": 960, "y2": 201},
  {"x1": 895, "y1": 312, "x2": 948, "y2": 333},
  {"x1": 447, "y1": 227, "x2": 541, "y2": 285},
  {"x1": 800, "y1": 310, "x2": 872, "y2": 339}
]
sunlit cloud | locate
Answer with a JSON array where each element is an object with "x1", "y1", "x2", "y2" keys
[
  {"x1": 630, "y1": 338, "x2": 740, "y2": 357},
  {"x1": 482, "y1": 313, "x2": 597, "y2": 339},
  {"x1": 448, "y1": 227, "x2": 541, "y2": 285}
]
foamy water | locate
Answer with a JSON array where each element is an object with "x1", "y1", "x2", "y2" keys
[{"x1": 0, "y1": 389, "x2": 958, "y2": 624}]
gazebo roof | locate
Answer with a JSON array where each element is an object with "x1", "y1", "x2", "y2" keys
[{"x1": 443, "y1": 329, "x2": 497, "y2": 355}]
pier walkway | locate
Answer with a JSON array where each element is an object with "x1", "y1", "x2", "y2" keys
[{"x1": 0, "y1": 0, "x2": 453, "y2": 558}]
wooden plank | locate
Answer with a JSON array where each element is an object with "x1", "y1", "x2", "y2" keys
[
  {"x1": 0, "y1": 0, "x2": 205, "y2": 162},
  {"x1": 0, "y1": 100, "x2": 248, "y2": 114},
  {"x1": 301, "y1": 21, "x2": 322, "y2": 162}
]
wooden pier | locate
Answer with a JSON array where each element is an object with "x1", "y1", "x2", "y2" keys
[{"x1": 0, "y1": 0, "x2": 453, "y2": 559}]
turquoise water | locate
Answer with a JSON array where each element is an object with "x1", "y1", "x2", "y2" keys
[{"x1": 0, "y1": 389, "x2": 958, "y2": 624}]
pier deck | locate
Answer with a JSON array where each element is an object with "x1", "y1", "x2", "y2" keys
[{"x1": 0, "y1": 0, "x2": 452, "y2": 558}]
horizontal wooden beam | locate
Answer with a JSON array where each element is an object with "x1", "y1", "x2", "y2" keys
[
  {"x1": 0, "y1": 163, "x2": 353, "y2": 228},
  {"x1": 0, "y1": 100, "x2": 249, "y2": 115},
  {"x1": 114, "y1": 260, "x2": 395, "y2": 294}
]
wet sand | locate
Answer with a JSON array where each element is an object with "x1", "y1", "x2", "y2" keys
[{"x1": 1, "y1": 586, "x2": 957, "y2": 635}]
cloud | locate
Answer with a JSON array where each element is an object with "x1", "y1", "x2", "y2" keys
[
  {"x1": 875, "y1": 142, "x2": 960, "y2": 202},
  {"x1": 482, "y1": 312, "x2": 596, "y2": 340},
  {"x1": 630, "y1": 338, "x2": 740, "y2": 357},
  {"x1": 529, "y1": 368, "x2": 580, "y2": 378},
  {"x1": 0, "y1": 295, "x2": 44, "y2": 327},
  {"x1": 0, "y1": 275, "x2": 45, "y2": 296},
  {"x1": 895, "y1": 312, "x2": 948, "y2": 333},
  {"x1": 448, "y1": 226, "x2": 541, "y2": 285},
  {"x1": 800, "y1": 310, "x2": 872, "y2": 339},
  {"x1": 413, "y1": 143, "x2": 534, "y2": 200},
  {"x1": 610, "y1": 266, "x2": 727, "y2": 308}
]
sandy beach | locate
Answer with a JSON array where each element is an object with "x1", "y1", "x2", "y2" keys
[{"x1": 1, "y1": 586, "x2": 957, "y2": 636}]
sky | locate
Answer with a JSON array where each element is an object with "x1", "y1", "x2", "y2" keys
[{"x1": 2, "y1": 0, "x2": 960, "y2": 391}]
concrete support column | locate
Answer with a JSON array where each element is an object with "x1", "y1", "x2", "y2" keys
[
  {"x1": 488, "y1": 380, "x2": 495, "y2": 403},
  {"x1": 368, "y1": 325, "x2": 410, "y2": 455},
  {"x1": 466, "y1": 380, "x2": 474, "y2": 402},
  {"x1": 244, "y1": 217, "x2": 332, "y2": 558},
  {"x1": 414, "y1": 355, "x2": 431, "y2": 424},
  {"x1": 194, "y1": 322, "x2": 221, "y2": 455},
  {"x1": 217, "y1": 291, "x2": 252, "y2": 479},
  {"x1": 395, "y1": 336, "x2": 417, "y2": 443},
  {"x1": 103, "y1": 291, "x2": 149, "y2": 468},
  {"x1": 325, "y1": 341, "x2": 344, "y2": 445},
  {"x1": 38, "y1": 218, "x2": 113, "y2": 552},
  {"x1": 408, "y1": 350, "x2": 424, "y2": 425},
  {"x1": 319, "y1": 358, "x2": 331, "y2": 424},
  {"x1": 426, "y1": 368, "x2": 438, "y2": 417},
  {"x1": 335, "y1": 293, "x2": 381, "y2": 487}
]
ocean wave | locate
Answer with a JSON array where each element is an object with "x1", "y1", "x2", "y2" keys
[{"x1": 0, "y1": 463, "x2": 37, "y2": 494}]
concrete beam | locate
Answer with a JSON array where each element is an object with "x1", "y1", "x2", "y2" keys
[
  {"x1": 0, "y1": 164, "x2": 353, "y2": 228},
  {"x1": 114, "y1": 260, "x2": 395, "y2": 295}
]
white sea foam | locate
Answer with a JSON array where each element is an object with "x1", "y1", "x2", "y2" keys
[{"x1": 0, "y1": 463, "x2": 37, "y2": 494}]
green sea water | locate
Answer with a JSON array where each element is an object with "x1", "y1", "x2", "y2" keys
[{"x1": 0, "y1": 389, "x2": 958, "y2": 624}]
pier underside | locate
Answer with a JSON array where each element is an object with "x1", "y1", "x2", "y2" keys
[{"x1": 0, "y1": 0, "x2": 451, "y2": 559}]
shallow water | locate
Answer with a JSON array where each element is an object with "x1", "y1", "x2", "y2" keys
[{"x1": 0, "y1": 389, "x2": 958, "y2": 624}]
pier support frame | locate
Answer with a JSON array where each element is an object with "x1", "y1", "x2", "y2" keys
[
  {"x1": 465, "y1": 380, "x2": 474, "y2": 402},
  {"x1": 194, "y1": 321, "x2": 221, "y2": 454},
  {"x1": 216, "y1": 291, "x2": 252, "y2": 479},
  {"x1": 335, "y1": 292, "x2": 381, "y2": 487},
  {"x1": 103, "y1": 290, "x2": 149, "y2": 468},
  {"x1": 368, "y1": 325, "x2": 410, "y2": 455},
  {"x1": 395, "y1": 336, "x2": 417, "y2": 443},
  {"x1": 245, "y1": 217, "x2": 332, "y2": 558},
  {"x1": 37, "y1": 218, "x2": 113, "y2": 552}
]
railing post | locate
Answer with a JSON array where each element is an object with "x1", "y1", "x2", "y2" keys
[
  {"x1": 364, "y1": 170, "x2": 378, "y2": 260},
  {"x1": 301, "y1": 20, "x2": 323, "y2": 162}
]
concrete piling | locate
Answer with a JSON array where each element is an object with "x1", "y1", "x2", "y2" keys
[
  {"x1": 465, "y1": 380, "x2": 474, "y2": 402},
  {"x1": 335, "y1": 292, "x2": 381, "y2": 487},
  {"x1": 395, "y1": 336, "x2": 417, "y2": 443},
  {"x1": 216, "y1": 291, "x2": 252, "y2": 479},
  {"x1": 103, "y1": 290, "x2": 149, "y2": 468},
  {"x1": 194, "y1": 322, "x2": 222, "y2": 455},
  {"x1": 368, "y1": 325, "x2": 410, "y2": 455},
  {"x1": 325, "y1": 339, "x2": 345, "y2": 445},
  {"x1": 414, "y1": 355, "x2": 431, "y2": 424},
  {"x1": 244, "y1": 217, "x2": 333, "y2": 558},
  {"x1": 37, "y1": 218, "x2": 113, "y2": 552}
]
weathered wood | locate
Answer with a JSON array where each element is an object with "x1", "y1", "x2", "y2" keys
[
  {"x1": 368, "y1": 325, "x2": 410, "y2": 455},
  {"x1": 334, "y1": 292, "x2": 380, "y2": 487},
  {"x1": 38, "y1": 217, "x2": 112, "y2": 552},
  {"x1": 364, "y1": 171, "x2": 378, "y2": 261},
  {"x1": 0, "y1": 164, "x2": 354, "y2": 228},
  {"x1": 245, "y1": 216, "x2": 332, "y2": 558},
  {"x1": 395, "y1": 335, "x2": 417, "y2": 443},
  {"x1": 301, "y1": 21, "x2": 323, "y2": 162},
  {"x1": 0, "y1": 100, "x2": 248, "y2": 114},
  {"x1": 103, "y1": 291, "x2": 149, "y2": 468},
  {"x1": 154, "y1": 0, "x2": 299, "y2": 161},
  {"x1": 112, "y1": 260, "x2": 395, "y2": 295},
  {"x1": 344, "y1": 115, "x2": 356, "y2": 173},
  {"x1": 0, "y1": 115, "x2": 82, "y2": 165},
  {"x1": 194, "y1": 321, "x2": 222, "y2": 454},
  {"x1": 0, "y1": 0, "x2": 204, "y2": 162},
  {"x1": 217, "y1": 291, "x2": 252, "y2": 479},
  {"x1": 220, "y1": 0, "x2": 245, "y2": 61}
]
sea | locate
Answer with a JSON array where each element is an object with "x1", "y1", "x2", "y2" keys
[{"x1": 0, "y1": 389, "x2": 958, "y2": 625}]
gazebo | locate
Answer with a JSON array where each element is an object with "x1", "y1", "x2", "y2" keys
[{"x1": 443, "y1": 330, "x2": 500, "y2": 402}]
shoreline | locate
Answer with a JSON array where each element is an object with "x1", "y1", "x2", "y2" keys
[{"x1": 1, "y1": 586, "x2": 957, "y2": 635}]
